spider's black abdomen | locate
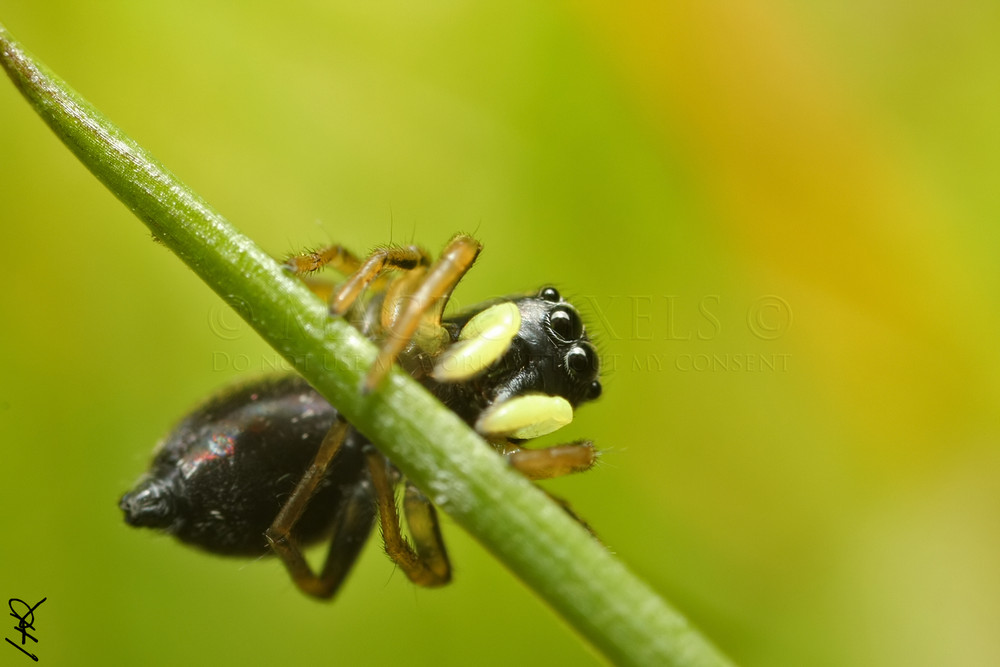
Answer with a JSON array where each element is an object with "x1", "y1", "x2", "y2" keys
[{"x1": 120, "y1": 375, "x2": 369, "y2": 557}]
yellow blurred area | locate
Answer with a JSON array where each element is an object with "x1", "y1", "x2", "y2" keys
[
  {"x1": 575, "y1": 2, "x2": 1000, "y2": 665},
  {"x1": 2, "y1": 2, "x2": 998, "y2": 666},
  {"x1": 579, "y1": 1, "x2": 999, "y2": 455}
]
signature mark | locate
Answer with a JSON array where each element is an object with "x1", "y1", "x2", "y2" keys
[{"x1": 6, "y1": 597, "x2": 46, "y2": 662}]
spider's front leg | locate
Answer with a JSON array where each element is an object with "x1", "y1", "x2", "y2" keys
[
  {"x1": 330, "y1": 245, "x2": 432, "y2": 316},
  {"x1": 288, "y1": 235, "x2": 481, "y2": 391},
  {"x1": 489, "y1": 434, "x2": 600, "y2": 536},
  {"x1": 283, "y1": 244, "x2": 363, "y2": 276},
  {"x1": 283, "y1": 243, "x2": 431, "y2": 312},
  {"x1": 495, "y1": 439, "x2": 599, "y2": 481},
  {"x1": 364, "y1": 234, "x2": 482, "y2": 391},
  {"x1": 475, "y1": 398, "x2": 599, "y2": 480},
  {"x1": 282, "y1": 244, "x2": 364, "y2": 303}
]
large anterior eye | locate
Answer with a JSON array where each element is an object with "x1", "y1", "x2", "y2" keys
[
  {"x1": 548, "y1": 306, "x2": 582, "y2": 342},
  {"x1": 565, "y1": 344, "x2": 598, "y2": 379}
]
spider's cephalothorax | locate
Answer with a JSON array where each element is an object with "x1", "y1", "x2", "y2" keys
[
  {"x1": 120, "y1": 235, "x2": 602, "y2": 599},
  {"x1": 428, "y1": 290, "x2": 601, "y2": 437}
]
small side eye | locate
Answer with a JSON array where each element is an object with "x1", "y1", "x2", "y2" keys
[
  {"x1": 539, "y1": 286, "x2": 561, "y2": 302},
  {"x1": 586, "y1": 381, "x2": 602, "y2": 401},
  {"x1": 548, "y1": 306, "x2": 582, "y2": 342},
  {"x1": 565, "y1": 345, "x2": 598, "y2": 378}
]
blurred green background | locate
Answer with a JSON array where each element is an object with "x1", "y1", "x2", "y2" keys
[{"x1": 2, "y1": 2, "x2": 999, "y2": 665}]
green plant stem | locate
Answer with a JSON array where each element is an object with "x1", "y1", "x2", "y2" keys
[{"x1": 1, "y1": 23, "x2": 733, "y2": 667}]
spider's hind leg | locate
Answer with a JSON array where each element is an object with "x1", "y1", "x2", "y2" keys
[
  {"x1": 366, "y1": 448, "x2": 451, "y2": 587},
  {"x1": 265, "y1": 419, "x2": 376, "y2": 600}
]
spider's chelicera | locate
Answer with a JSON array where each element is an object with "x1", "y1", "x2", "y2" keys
[{"x1": 120, "y1": 234, "x2": 602, "y2": 599}]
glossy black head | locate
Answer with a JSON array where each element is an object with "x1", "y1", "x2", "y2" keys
[
  {"x1": 511, "y1": 286, "x2": 602, "y2": 404},
  {"x1": 434, "y1": 286, "x2": 601, "y2": 423}
]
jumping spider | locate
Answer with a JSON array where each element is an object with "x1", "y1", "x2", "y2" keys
[{"x1": 120, "y1": 234, "x2": 602, "y2": 599}]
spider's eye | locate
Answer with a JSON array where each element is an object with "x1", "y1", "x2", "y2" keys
[
  {"x1": 587, "y1": 380, "x2": 602, "y2": 400},
  {"x1": 539, "y1": 286, "x2": 561, "y2": 302},
  {"x1": 548, "y1": 306, "x2": 582, "y2": 342},
  {"x1": 565, "y1": 344, "x2": 598, "y2": 378}
]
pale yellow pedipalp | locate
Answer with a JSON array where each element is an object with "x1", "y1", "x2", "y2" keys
[
  {"x1": 475, "y1": 394, "x2": 573, "y2": 439},
  {"x1": 431, "y1": 302, "x2": 521, "y2": 382}
]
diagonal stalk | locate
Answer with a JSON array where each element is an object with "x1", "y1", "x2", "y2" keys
[{"x1": 1, "y1": 23, "x2": 733, "y2": 667}]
